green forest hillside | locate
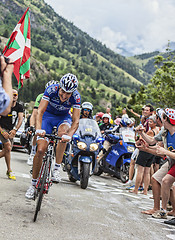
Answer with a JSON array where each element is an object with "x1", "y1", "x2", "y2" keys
[{"x1": 0, "y1": 0, "x2": 152, "y2": 114}]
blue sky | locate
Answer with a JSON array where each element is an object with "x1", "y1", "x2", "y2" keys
[{"x1": 45, "y1": 0, "x2": 175, "y2": 55}]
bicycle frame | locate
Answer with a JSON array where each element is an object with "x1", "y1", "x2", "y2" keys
[{"x1": 33, "y1": 133, "x2": 61, "y2": 222}]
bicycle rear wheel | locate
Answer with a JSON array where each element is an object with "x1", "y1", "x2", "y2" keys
[{"x1": 33, "y1": 158, "x2": 49, "y2": 222}]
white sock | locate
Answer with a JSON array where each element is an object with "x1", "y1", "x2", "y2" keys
[
  {"x1": 127, "y1": 180, "x2": 132, "y2": 184},
  {"x1": 54, "y1": 163, "x2": 61, "y2": 171},
  {"x1": 31, "y1": 179, "x2": 37, "y2": 186}
]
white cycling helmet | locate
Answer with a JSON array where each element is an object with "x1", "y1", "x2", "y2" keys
[
  {"x1": 102, "y1": 113, "x2": 111, "y2": 123},
  {"x1": 60, "y1": 73, "x2": 78, "y2": 93},
  {"x1": 45, "y1": 80, "x2": 59, "y2": 89},
  {"x1": 82, "y1": 102, "x2": 93, "y2": 111}
]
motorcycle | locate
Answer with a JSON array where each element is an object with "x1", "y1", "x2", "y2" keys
[
  {"x1": 64, "y1": 118, "x2": 104, "y2": 189},
  {"x1": 95, "y1": 127, "x2": 135, "y2": 183}
]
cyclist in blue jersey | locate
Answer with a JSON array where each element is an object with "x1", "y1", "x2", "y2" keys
[
  {"x1": 27, "y1": 80, "x2": 59, "y2": 166},
  {"x1": 25, "y1": 73, "x2": 81, "y2": 199}
]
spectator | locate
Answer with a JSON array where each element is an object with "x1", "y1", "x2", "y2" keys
[
  {"x1": 114, "y1": 117, "x2": 121, "y2": 126},
  {"x1": 0, "y1": 89, "x2": 24, "y2": 180},
  {"x1": 122, "y1": 108, "x2": 128, "y2": 119},
  {"x1": 129, "y1": 105, "x2": 154, "y2": 194},
  {"x1": 135, "y1": 108, "x2": 175, "y2": 218},
  {"x1": 95, "y1": 112, "x2": 104, "y2": 126},
  {"x1": 106, "y1": 107, "x2": 112, "y2": 117}
]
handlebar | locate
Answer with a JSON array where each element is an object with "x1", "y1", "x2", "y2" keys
[{"x1": 45, "y1": 134, "x2": 62, "y2": 141}]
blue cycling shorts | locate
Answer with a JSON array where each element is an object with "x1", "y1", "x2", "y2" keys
[{"x1": 42, "y1": 111, "x2": 72, "y2": 134}]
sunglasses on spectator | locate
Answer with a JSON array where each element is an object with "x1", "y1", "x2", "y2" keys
[
  {"x1": 83, "y1": 109, "x2": 90, "y2": 112},
  {"x1": 13, "y1": 93, "x2": 18, "y2": 96}
]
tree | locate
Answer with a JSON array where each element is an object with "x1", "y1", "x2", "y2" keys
[
  {"x1": 146, "y1": 47, "x2": 175, "y2": 108},
  {"x1": 40, "y1": 53, "x2": 50, "y2": 62},
  {"x1": 3, "y1": 29, "x2": 9, "y2": 38}
]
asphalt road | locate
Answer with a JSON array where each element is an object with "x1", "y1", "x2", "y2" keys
[{"x1": 0, "y1": 150, "x2": 175, "y2": 240}]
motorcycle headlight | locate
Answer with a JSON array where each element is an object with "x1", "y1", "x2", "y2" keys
[
  {"x1": 77, "y1": 141, "x2": 87, "y2": 150},
  {"x1": 127, "y1": 146, "x2": 135, "y2": 153},
  {"x1": 90, "y1": 143, "x2": 99, "y2": 152}
]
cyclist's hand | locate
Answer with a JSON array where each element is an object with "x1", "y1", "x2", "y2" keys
[
  {"x1": 61, "y1": 134, "x2": 71, "y2": 143},
  {"x1": 36, "y1": 129, "x2": 46, "y2": 137}
]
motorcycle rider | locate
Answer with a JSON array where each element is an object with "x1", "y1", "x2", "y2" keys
[
  {"x1": 80, "y1": 102, "x2": 93, "y2": 119},
  {"x1": 99, "y1": 113, "x2": 113, "y2": 134},
  {"x1": 96, "y1": 114, "x2": 114, "y2": 168}
]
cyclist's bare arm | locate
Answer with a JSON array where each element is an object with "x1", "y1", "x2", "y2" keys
[
  {"x1": 67, "y1": 108, "x2": 80, "y2": 138},
  {"x1": 30, "y1": 108, "x2": 38, "y2": 127},
  {"x1": 36, "y1": 99, "x2": 48, "y2": 137}
]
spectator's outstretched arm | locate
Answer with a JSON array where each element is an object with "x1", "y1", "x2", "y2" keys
[
  {"x1": 0, "y1": 56, "x2": 13, "y2": 115},
  {"x1": 135, "y1": 125, "x2": 157, "y2": 145},
  {"x1": 129, "y1": 109, "x2": 141, "y2": 118}
]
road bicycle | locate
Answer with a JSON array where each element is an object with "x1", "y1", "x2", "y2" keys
[{"x1": 33, "y1": 130, "x2": 61, "y2": 222}]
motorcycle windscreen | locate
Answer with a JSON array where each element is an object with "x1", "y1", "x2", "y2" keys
[
  {"x1": 76, "y1": 118, "x2": 102, "y2": 139},
  {"x1": 120, "y1": 128, "x2": 135, "y2": 144}
]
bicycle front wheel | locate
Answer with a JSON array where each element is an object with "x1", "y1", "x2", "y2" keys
[{"x1": 33, "y1": 158, "x2": 49, "y2": 222}]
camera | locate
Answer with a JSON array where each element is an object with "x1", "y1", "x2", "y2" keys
[{"x1": 0, "y1": 54, "x2": 10, "y2": 75}]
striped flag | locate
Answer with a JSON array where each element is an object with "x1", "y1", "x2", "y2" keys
[{"x1": 3, "y1": 8, "x2": 31, "y2": 88}]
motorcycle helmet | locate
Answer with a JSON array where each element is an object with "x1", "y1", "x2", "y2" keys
[
  {"x1": 81, "y1": 102, "x2": 93, "y2": 111},
  {"x1": 81, "y1": 102, "x2": 93, "y2": 118},
  {"x1": 45, "y1": 80, "x2": 59, "y2": 89},
  {"x1": 102, "y1": 113, "x2": 111, "y2": 123},
  {"x1": 60, "y1": 73, "x2": 78, "y2": 93},
  {"x1": 120, "y1": 117, "x2": 131, "y2": 127}
]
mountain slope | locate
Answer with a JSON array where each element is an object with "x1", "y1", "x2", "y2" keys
[{"x1": 0, "y1": 0, "x2": 151, "y2": 113}]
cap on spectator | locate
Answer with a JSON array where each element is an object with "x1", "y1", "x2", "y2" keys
[
  {"x1": 142, "y1": 105, "x2": 146, "y2": 110},
  {"x1": 156, "y1": 108, "x2": 164, "y2": 119},
  {"x1": 96, "y1": 112, "x2": 104, "y2": 118},
  {"x1": 165, "y1": 108, "x2": 175, "y2": 125}
]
